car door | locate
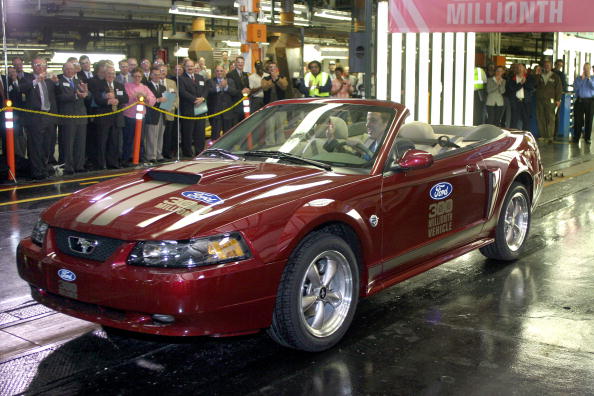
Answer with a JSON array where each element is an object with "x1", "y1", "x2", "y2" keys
[{"x1": 379, "y1": 148, "x2": 488, "y2": 277}]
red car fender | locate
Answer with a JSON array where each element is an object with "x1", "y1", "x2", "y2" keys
[{"x1": 274, "y1": 200, "x2": 377, "y2": 272}]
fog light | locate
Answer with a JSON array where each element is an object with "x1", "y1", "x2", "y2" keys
[{"x1": 152, "y1": 314, "x2": 175, "y2": 324}]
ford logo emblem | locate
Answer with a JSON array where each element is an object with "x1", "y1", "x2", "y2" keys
[
  {"x1": 58, "y1": 269, "x2": 76, "y2": 282},
  {"x1": 181, "y1": 191, "x2": 224, "y2": 205},
  {"x1": 429, "y1": 182, "x2": 453, "y2": 200}
]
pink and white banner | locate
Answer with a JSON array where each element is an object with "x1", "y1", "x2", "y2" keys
[{"x1": 389, "y1": 0, "x2": 591, "y2": 33}]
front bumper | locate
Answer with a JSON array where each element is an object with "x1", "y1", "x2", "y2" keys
[{"x1": 16, "y1": 229, "x2": 285, "y2": 337}]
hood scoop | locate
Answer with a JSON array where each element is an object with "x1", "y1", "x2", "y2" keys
[{"x1": 145, "y1": 170, "x2": 201, "y2": 185}]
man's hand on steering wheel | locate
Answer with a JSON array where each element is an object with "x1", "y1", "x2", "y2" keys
[{"x1": 346, "y1": 139, "x2": 374, "y2": 158}]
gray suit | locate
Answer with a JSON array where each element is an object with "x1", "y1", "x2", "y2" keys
[{"x1": 56, "y1": 76, "x2": 88, "y2": 172}]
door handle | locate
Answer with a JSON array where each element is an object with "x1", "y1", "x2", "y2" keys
[{"x1": 466, "y1": 164, "x2": 480, "y2": 172}]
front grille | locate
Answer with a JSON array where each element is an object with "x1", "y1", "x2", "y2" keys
[{"x1": 54, "y1": 228, "x2": 124, "y2": 262}]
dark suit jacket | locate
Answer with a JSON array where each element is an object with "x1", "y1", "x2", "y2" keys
[
  {"x1": 178, "y1": 73, "x2": 207, "y2": 117},
  {"x1": 226, "y1": 69, "x2": 250, "y2": 114},
  {"x1": 56, "y1": 76, "x2": 88, "y2": 125},
  {"x1": 206, "y1": 78, "x2": 238, "y2": 120},
  {"x1": 92, "y1": 79, "x2": 128, "y2": 128},
  {"x1": 506, "y1": 74, "x2": 536, "y2": 104},
  {"x1": 144, "y1": 80, "x2": 166, "y2": 125},
  {"x1": 77, "y1": 71, "x2": 94, "y2": 84},
  {"x1": 18, "y1": 74, "x2": 58, "y2": 126}
]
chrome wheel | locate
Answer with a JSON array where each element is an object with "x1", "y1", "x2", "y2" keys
[
  {"x1": 504, "y1": 191, "x2": 529, "y2": 251},
  {"x1": 299, "y1": 250, "x2": 354, "y2": 338}
]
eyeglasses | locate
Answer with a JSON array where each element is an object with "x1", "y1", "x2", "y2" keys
[{"x1": 33, "y1": 63, "x2": 46, "y2": 67}]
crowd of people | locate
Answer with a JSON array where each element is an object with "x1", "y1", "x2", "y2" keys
[
  {"x1": 1, "y1": 53, "x2": 592, "y2": 182},
  {"x1": 475, "y1": 59, "x2": 594, "y2": 145},
  {"x1": 0, "y1": 54, "x2": 291, "y2": 180}
]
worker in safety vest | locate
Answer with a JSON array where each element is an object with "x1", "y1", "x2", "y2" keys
[
  {"x1": 297, "y1": 60, "x2": 332, "y2": 98},
  {"x1": 474, "y1": 65, "x2": 487, "y2": 125}
]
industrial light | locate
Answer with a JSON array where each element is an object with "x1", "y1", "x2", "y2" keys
[
  {"x1": 543, "y1": 48, "x2": 554, "y2": 55},
  {"x1": 313, "y1": 10, "x2": 352, "y2": 21},
  {"x1": 222, "y1": 40, "x2": 242, "y2": 47},
  {"x1": 174, "y1": 47, "x2": 189, "y2": 57},
  {"x1": 169, "y1": 4, "x2": 239, "y2": 21},
  {"x1": 51, "y1": 52, "x2": 126, "y2": 65}
]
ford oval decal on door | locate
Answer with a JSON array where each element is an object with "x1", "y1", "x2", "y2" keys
[
  {"x1": 58, "y1": 269, "x2": 77, "y2": 282},
  {"x1": 430, "y1": 182, "x2": 453, "y2": 200}
]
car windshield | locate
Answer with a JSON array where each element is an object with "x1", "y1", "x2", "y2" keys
[{"x1": 208, "y1": 103, "x2": 396, "y2": 171}]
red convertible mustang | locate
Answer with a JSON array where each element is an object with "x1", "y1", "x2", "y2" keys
[{"x1": 17, "y1": 99, "x2": 543, "y2": 351}]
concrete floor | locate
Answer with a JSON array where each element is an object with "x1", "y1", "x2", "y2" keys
[{"x1": 0, "y1": 141, "x2": 592, "y2": 395}]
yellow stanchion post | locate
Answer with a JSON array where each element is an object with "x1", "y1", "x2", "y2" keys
[
  {"x1": 4, "y1": 100, "x2": 16, "y2": 181},
  {"x1": 132, "y1": 97, "x2": 144, "y2": 165}
]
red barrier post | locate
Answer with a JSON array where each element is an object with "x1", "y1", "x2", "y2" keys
[
  {"x1": 4, "y1": 100, "x2": 16, "y2": 181},
  {"x1": 132, "y1": 97, "x2": 144, "y2": 165}
]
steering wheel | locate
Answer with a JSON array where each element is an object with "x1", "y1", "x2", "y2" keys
[
  {"x1": 348, "y1": 141, "x2": 375, "y2": 159},
  {"x1": 437, "y1": 135, "x2": 460, "y2": 148}
]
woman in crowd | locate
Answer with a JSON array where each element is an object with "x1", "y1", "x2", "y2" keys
[
  {"x1": 486, "y1": 65, "x2": 506, "y2": 126},
  {"x1": 330, "y1": 66, "x2": 354, "y2": 98},
  {"x1": 121, "y1": 67, "x2": 156, "y2": 165}
]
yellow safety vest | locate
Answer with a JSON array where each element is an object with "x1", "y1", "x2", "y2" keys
[
  {"x1": 474, "y1": 67, "x2": 486, "y2": 90},
  {"x1": 304, "y1": 72, "x2": 330, "y2": 97}
]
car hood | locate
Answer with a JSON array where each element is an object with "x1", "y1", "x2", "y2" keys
[{"x1": 44, "y1": 159, "x2": 351, "y2": 240}]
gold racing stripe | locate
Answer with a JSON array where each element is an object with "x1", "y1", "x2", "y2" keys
[
  {"x1": 91, "y1": 183, "x2": 186, "y2": 226},
  {"x1": 75, "y1": 180, "x2": 161, "y2": 224}
]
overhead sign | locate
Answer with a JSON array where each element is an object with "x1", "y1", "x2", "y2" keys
[{"x1": 389, "y1": 0, "x2": 591, "y2": 33}]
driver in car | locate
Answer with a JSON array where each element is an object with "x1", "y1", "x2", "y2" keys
[{"x1": 323, "y1": 111, "x2": 390, "y2": 161}]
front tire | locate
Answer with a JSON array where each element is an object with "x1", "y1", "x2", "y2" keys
[
  {"x1": 267, "y1": 232, "x2": 359, "y2": 352},
  {"x1": 480, "y1": 182, "x2": 531, "y2": 261}
]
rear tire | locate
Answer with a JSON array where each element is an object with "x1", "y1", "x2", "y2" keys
[
  {"x1": 267, "y1": 232, "x2": 359, "y2": 352},
  {"x1": 480, "y1": 182, "x2": 531, "y2": 261}
]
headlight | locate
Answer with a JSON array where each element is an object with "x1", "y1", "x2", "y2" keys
[
  {"x1": 31, "y1": 219, "x2": 49, "y2": 246},
  {"x1": 128, "y1": 232, "x2": 251, "y2": 268}
]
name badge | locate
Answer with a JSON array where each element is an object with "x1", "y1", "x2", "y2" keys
[
  {"x1": 116, "y1": 90, "x2": 123, "y2": 95},
  {"x1": 8, "y1": 85, "x2": 13, "y2": 92},
  {"x1": 63, "y1": 82, "x2": 71, "y2": 87},
  {"x1": 169, "y1": 89, "x2": 175, "y2": 93},
  {"x1": 199, "y1": 81, "x2": 204, "y2": 86}
]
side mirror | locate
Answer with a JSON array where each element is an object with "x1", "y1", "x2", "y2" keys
[{"x1": 392, "y1": 149, "x2": 434, "y2": 171}]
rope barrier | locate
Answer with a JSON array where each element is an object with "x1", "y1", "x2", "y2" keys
[{"x1": 0, "y1": 94, "x2": 247, "y2": 120}]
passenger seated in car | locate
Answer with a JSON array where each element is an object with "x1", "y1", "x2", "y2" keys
[{"x1": 323, "y1": 111, "x2": 390, "y2": 160}]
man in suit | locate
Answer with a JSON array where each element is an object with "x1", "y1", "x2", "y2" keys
[
  {"x1": 2, "y1": 66, "x2": 28, "y2": 159},
  {"x1": 178, "y1": 59, "x2": 207, "y2": 157},
  {"x1": 12, "y1": 56, "x2": 32, "y2": 81},
  {"x1": 56, "y1": 62, "x2": 88, "y2": 174},
  {"x1": 226, "y1": 56, "x2": 251, "y2": 127},
  {"x1": 77, "y1": 55, "x2": 93, "y2": 83},
  {"x1": 143, "y1": 66, "x2": 168, "y2": 163},
  {"x1": 18, "y1": 56, "x2": 58, "y2": 180},
  {"x1": 207, "y1": 65, "x2": 238, "y2": 141},
  {"x1": 324, "y1": 111, "x2": 389, "y2": 160},
  {"x1": 506, "y1": 63, "x2": 536, "y2": 131},
  {"x1": 140, "y1": 58, "x2": 151, "y2": 84},
  {"x1": 116, "y1": 59, "x2": 132, "y2": 85},
  {"x1": 159, "y1": 64, "x2": 179, "y2": 159},
  {"x1": 91, "y1": 66, "x2": 128, "y2": 169}
]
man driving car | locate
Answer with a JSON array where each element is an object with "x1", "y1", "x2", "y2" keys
[{"x1": 323, "y1": 111, "x2": 390, "y2": 160}]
